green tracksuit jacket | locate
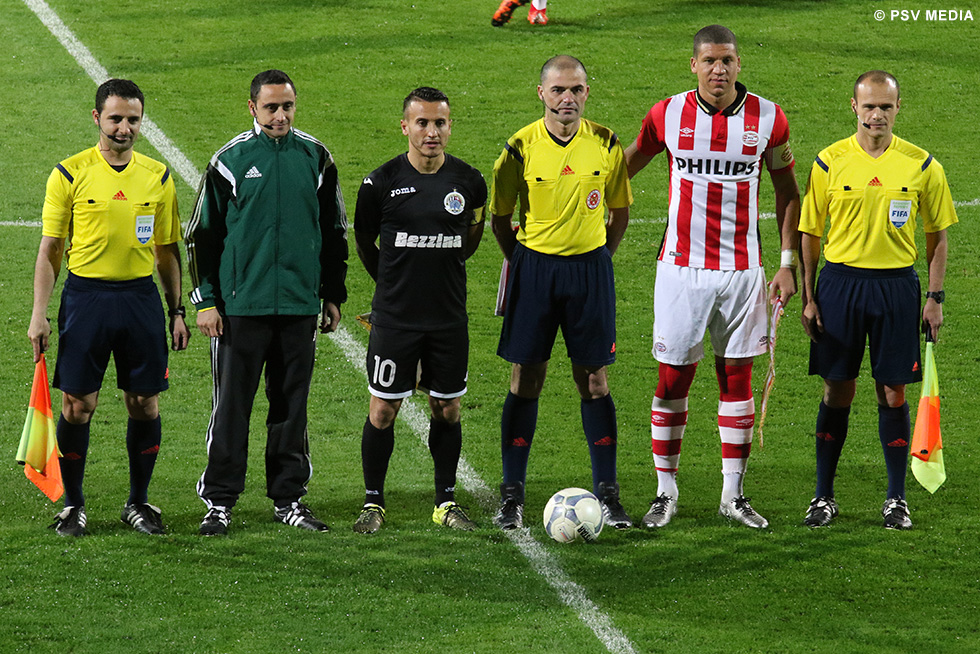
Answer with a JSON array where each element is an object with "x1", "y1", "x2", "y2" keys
[{"x1": 186, "y1": 123, "x2": 348, "y2": 315}]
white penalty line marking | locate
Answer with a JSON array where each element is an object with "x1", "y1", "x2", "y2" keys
[{"x1": 24, "y1": 1, "x2": 638, "y2": 652}]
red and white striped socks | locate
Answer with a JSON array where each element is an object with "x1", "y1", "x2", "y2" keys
[
  {"x1": 717, "y1": 362, "x2": 754, "y2": 503},
  {"x1": 650, "y1": 363, "x2": 697, "y2": 499}
]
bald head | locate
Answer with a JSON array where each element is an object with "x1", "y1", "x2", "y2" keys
[
  {"x1": 540, "y1": 55, "x2": 587, "y2": 84},
  {"x1": 854, "y1": 70, "x2": 900, "y2": 100}
]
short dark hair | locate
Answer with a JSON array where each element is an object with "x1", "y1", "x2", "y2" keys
[
  {"x1": 693, "y1": 24, "x2": 738, "y2": 57},
  {"x1": 853, "y1": 70, "x2": 900, "y2": 100},
  {"x1": 540, "y1": 55, "x2": 587, "y2": 83},
  {"x1": 403, "y1": 86, "x2": 450, "y2": 113},
  {"x1": 250, "y1": 70, "x2": 296, "y2": 102},
  {"x1": 95, "y1": 79, "x2": 144, "y2": 114}
]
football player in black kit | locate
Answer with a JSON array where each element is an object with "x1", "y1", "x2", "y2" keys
[{"x1": 352, "y1": 87, "x2": 487, "y2": 533}]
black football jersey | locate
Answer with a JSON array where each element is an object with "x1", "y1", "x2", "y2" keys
[{"x1": 355, "y1": 153, "x2": 487, "y2": 331}]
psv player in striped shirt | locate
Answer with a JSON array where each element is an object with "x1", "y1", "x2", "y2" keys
[{"x1": 625, "y1": 25, "x2": 801, "y2": 529}]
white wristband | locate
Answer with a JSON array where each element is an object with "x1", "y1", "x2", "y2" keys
[{"x1": 780, "y1": 249, "x2": 798, "y2": 269}]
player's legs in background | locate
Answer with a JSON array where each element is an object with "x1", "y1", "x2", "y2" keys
[
  {"x1": 491, "y1": 0, "x2": 528, "y2": 26},
  {"x1": 528, "y1": 0, "x2": 548, "y2": 24}
]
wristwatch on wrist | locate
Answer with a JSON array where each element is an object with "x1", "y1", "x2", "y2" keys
[
  {"x1": 926, "y1": 291, "x2": 945, "y2": 304},
  {"x1": 169, "y1": 305, "x2": 187, "y2": 318}
]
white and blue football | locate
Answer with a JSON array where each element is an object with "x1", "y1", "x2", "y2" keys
[{"x1": 543, "y1": 487, "x2": 604, "y2": 543}]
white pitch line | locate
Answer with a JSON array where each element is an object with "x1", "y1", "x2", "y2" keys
[
  {"x1": 0, "y1": 220, "x2": 42, "y2": 227},
  {"x1": 23, "y1": 2, "x2": 638, "y2": 652},
  {"x1": 9, "y1": 193, "x2": 979, "y2": 230},
  {"x1": 23, "y1": 0, "x2": 199, "y2": 190},
  {"x1": 630, "y1": 198, "x2": 980, "y2": 225}
]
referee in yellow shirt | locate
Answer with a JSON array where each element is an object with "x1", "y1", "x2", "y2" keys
[
  {"x1": 799, "y1": 71, "x2": 957, "y2": 530},
  {"x1": 489, "y1": 55, "x2": 633, "y2": 530},
  {"x1": 28, "y1": 79, "x2": 189, "y2": 537}
]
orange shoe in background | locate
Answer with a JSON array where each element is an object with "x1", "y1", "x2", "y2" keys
[{"x1": 492, "y1": 0, "x2": 529, "y2": 26}]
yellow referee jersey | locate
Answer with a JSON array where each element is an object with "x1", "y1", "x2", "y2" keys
[
  {"x1": 42, "y1": 147, "x2": 181, "y2": 281},
  {"x1": 800, "y1": 135, "x2": 957, "y2": 269},
  {"x1": 490, "y1": 118, "x2": 632, "y2": 256}
]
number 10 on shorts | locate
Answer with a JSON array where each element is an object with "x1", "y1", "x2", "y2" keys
[{"x1": 373, "y1": 356, "x2": 396, "y2": 388}]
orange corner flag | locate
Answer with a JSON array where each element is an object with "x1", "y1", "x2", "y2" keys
[
  {"x1": 911, "y1": 341, "x2": 945, "y2": 494},
  {"x1": 15, "y1": 354, "x2": 63, "y2": 502}
]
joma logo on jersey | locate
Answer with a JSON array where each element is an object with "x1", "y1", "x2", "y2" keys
[
  {"x1": 390, "y1": 186, "x2": 417, "y2": 198},
  {"x1": 675, "y1": 157, "x2": 756, "y2": 176},
  {"x1": 394, "y1": 232, "x2": 462, "y2": 249}
]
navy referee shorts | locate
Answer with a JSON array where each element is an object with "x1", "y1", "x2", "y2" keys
[
  {"x1": 497, "y1": 243, "x2": 616, "y2": 368},
  {"x1": 809, "y1": 262, "x2": 922, "y2": 385},
  {"x1": 54, "y1": 273, "x2": 169, "y2": 396}
]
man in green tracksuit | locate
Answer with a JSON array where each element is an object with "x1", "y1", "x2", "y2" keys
[{"x1": 185, "y1": 69, "x2": 348, "y2": 536}]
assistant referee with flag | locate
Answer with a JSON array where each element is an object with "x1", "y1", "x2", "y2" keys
[
  {"x1": 28, "y1": 79, "x2": 189, "y2": 537},
  {"x1": 799, "y1": 70, "x2": 958, "y2": 530}
]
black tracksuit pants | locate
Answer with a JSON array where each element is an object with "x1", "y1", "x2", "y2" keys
[{"x1": 197, "y1": 315, "x2": 318, "y2": 508}]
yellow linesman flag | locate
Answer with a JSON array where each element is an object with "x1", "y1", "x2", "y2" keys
[
  {"x1": 16, "y1": 354, "x2": 63, "y2": 502},
  {"x1": 911, "y1": 341, "x2": 945, "y2": 494}
]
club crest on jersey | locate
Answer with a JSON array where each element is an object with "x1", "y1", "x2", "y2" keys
[
  {"x1": 889, "y1": 199, "x2": 912, "y2": 228},
  {"x1": 742, "y1": 131, "x2": 759, "y2": 147},
  {"x1": 135, "y1": 214, "x2": 154, "y2": 245},
  {"x1": 444, "y1": 190, "x2": 465, "y2": 215},
  {"x1": 586, "y1": 189, "x2": 602, "y2": 210}
]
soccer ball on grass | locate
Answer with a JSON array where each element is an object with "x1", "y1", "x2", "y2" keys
[{"x1": 543, "y1": 487, "x2": 604, "y2": 543}]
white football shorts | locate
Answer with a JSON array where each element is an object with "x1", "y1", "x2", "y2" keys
[{"x1": 652, "y1": 262, "x2": 768, "y2": 365}]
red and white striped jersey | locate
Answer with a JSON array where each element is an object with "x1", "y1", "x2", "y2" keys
[{"x1": 635, "y1": 83, "x2": 794, "y2": 270}]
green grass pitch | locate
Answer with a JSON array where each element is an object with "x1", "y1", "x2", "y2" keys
[{"x1": 1, "y1": 1, "x2": 978, "y2": 652}]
